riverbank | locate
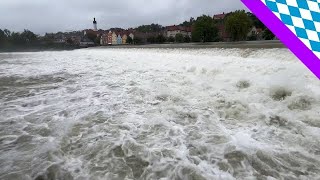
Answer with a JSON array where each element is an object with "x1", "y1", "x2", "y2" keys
[
  {"x1": 97, "y1": 40, "x2": 285, "y2": 49},
  {"x1": 0, "y1": 45, "x2": 81, "y2": 53},
  {"x1": 0, "y1": 40, "x2": 285, "y2": 53}
]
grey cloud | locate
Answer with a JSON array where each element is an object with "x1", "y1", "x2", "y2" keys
[{"x1": 0, "y1": 0, "x2": 246, "y2": 34}]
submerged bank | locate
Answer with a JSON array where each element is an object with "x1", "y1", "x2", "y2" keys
[{"x1": 97, "y1": 40, "x2": 285, "y2": 49}]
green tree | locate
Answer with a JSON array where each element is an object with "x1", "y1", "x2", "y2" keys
[
  {"x1": 175, "y1": 33, "x2": 184, "y2": 43},
  {"x1": 184, "y1": 35, "x2": 191, "y2": 43},
  {"x1": 0, "y1": 29, "x2": 6, "y2": 44},
  {"x1": 133, "y1": 37, "x2": 142, "y2": 44},
  {"x1": 156, "y1": 34, "x2": 166, "y2": 44},
  {"x1": 263, "y1": 29, "x2": 275, "y2": 40},
  {"x1": 247, "y1": 35, "x2": 257, "y2": 41},
  {"x1": 43, "y1": 33, "x2": 55, "y2": 45},
  {"x1": 94, "y1": 35, "x2": 101, "y2": 45},
  {"x1": 225, "y1": 10, "x2": 252, "y2": 41},
  {"x1": 126, "y1": 36, "x2": 133, "y2": 44},
  {"x1": 3, "y1": 29, "x2": 11, "y2": 38},
  {"x1": 191, "y1": 15, "x2": 218, "y2": 42},
  {"x1": 66, "y1": 38, "x2": 74, "y2": 44},
  {"x1": 86, "y1": 31, "x2": 97, "y2": 42},
  {"x1": 20, "y1": 29, "x2": 37, "y2": 43},
  {"x1": 247, "y1": 12, "x2": 265, "y2": 29},
  {"x1": 168, "y1": 36, "x2": 175, "y2": 43},
  {"x1": 10, "y1": 32, "x2": 24, "y2": 44},
  {"x1": 179, "y1": 17, "x2": 195, "y2": 27},
  {"x1": 147, "y1": 36, "x2": 156, "y2": 43},
  {"x1": 136, "y1": 24, "x2": 163, "y2": 33}
]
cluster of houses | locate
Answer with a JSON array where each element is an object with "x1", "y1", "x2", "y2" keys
[
  {"x1": 97, "y1": 25, "x2": 192, "y2": 45},
  {"x1": 47, "y1": 14, "x2": 267, "y2": 47},
  {"x1": 99, "y1": 30, "x2": 135, "y2": 45}
]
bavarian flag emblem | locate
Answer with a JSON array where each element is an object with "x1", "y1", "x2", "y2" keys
[{"x1": 242, "y1": 0, "x2": 320, "y2": 79}]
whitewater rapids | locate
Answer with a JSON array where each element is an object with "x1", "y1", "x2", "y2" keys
[{"x1": 0, "y1": 48, "x2": 319, "y2": 180}]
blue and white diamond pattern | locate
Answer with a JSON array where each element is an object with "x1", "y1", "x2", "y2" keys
[{"x1": 261, "y1": 0, "x2": 320, "y2": 58}]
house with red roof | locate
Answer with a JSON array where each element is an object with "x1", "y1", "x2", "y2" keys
[
  {"x1": 100, "y1": 33, "x2": 108, "y2": 45},
  {"x1": 213, "y1": 12, "x2": 231, "y2": 41},
  {"x1": 107, "y1": 31, "x2": 112, "y2": 45},
  {"x1": 213, "y1": 12, "x2": 226, "y2": 20},
  {"x1": 166, "y1": 25, "x2": 191, "y2": 38}
]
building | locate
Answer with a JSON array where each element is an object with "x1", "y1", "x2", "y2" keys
[
  {"x1": 185, "y1": 27, "x2": 192, "y2": 37},
  {"x1": 99, "y1": 30, "x2": 133, "y2": 45},
  {"x1": 117, "y1": 34, "x2": 122, "y2": 44},
  {"x1": 107, "y1": 31, "x2": 112, "y2": 45},
  {"x1": 122, "y1": 33, "x2": 127, "y2": 44},
  {"x1": 71, "y1": 36, "x2": 81, "y2": 45},
  {"x1": 112, "y1": 32, "x2": 117, "y2": 44},
  {"x1": 93, "y1": 18, "x2": 97, "y2": 31},
  {"x1": 213, "y1": 12, "x2": 231, "y2": 41},
  {"x1": 216, "y1": 24, "x2": 231, "y2": 41},
  {"x1": 247, "y1": 26, "x2": 264, "y2": 40},
  {"x1": 166, "y1": 25, "x2": 191, "y2": 38},
  {"x1": 100, "y1": 34, "x2": 108, "y2": 46},
  {"x1": 53, "y1": 38, "x2": 65, "y2": 44},
  {"x1": 213, "y1": 12, "x2": 226, "y2": 20},
  {"x1": 128, "y1": 33, "x2": 134, "y2": 41},
  {"x1": 247, "y1": 26, "x2": 257, "y2": 37},
  {"x1": 256, "y1": 28, "x2": 263, "y2": 40},
  {"x1": 79, "y1": 36, "x2": 95, "y2": 47}
]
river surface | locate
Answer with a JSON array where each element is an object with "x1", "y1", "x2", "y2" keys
[{"x1": 0, "y1": 48, "x2": 320, "y2": 180}]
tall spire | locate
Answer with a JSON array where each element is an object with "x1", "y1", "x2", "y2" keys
[{"x1": 93, "y1": 17, "x2": 97, "y2": 31}]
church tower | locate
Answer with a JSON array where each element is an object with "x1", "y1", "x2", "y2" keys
[{"x1": 93, "y1": 18, "x2": 97, "y2": 31}]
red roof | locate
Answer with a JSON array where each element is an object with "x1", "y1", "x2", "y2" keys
[
  {"x1": 213, "y1": 13, "x2": 226, "y2": 20},
  {"x1": 166, "y1": 25, "x2": 191, "y2": 32},
  {"x1": 185, "y1": 27, "x2": 192, "y2": 32}
]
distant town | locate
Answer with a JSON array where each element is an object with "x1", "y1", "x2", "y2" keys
[{"x1": 0, "y1": 10, "x2": 276, "y2": 50}]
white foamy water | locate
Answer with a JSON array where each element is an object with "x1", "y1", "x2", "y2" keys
[{"x1": 0, "y1": 48, "x2": 319, "y2": 180}]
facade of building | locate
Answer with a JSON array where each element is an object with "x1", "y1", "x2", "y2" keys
[
  {"x1": 100, "y1": 34, "x2": 108, "y2": 45},
  {"x1": 98, "y1": 30, "x2": 135, "y2": 46},
  {"x1": 122, "y1": 34, "x2": 127, "y2": 44},
  {"x1": 107, "y1": 31, "x2": 112, "y2": 45},
  {"x1": 71, "y1": 36, "x2": 81, "y2": 45},
  {"x1": 129, "y1": 33, "x2": 134, "y2": 40},
  {"x1": 112, "y1": 32, "x2": 117, "y2": 44},
  {"x1": 213, "y1": 13, "x2": 231, "y2": 41},
  {"x1": 247, "y1": 26, "x2": 257, "y2": 37},
  {"x1": 213, "y1": 13, "x2": 226, "y2": 20},
  {"x1": 117, "y1": 34, "x2": 122, "y2": 44},
  {"x1": 247, "y1": 26, "x2": 264, "y2": 40},
  {"x1": 216, "y1": 24, "x2": 231, "y2": 41},
  {"x1": 166, "y1": 25, "x2": 191, "y2": 38}
]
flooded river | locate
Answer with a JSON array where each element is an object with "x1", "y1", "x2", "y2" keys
[{"x1": 0, "y1": 48, "x2": 319, "y2": 180}]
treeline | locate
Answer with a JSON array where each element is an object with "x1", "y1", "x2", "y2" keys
[
  {"x1": 224, "y1": 10, "x2": 274, "y2": 41},
  {"x1": 0, "y1": 29, "x2": 78, "y2": 51},
  {"x1": 132, "y1": 10, "x2": 275, "y2": 44},
  {"x1": 135, "y1": 24, "x2": 164, "y2": 33},
  {"x1": 0, "y1": 29, "x2": 38, "y2": 47},
  {"x1": 1, "y1": 9, "x2": 276, "y2": 50}
]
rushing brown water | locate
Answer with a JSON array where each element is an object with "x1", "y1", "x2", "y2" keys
[{"x1": 0, "y1": 48, "x2": 320, "y2": 180}]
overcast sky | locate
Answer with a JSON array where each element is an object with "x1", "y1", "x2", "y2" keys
[{"x1": 0, "y1": 0, "x2": 246, "y2": 35}]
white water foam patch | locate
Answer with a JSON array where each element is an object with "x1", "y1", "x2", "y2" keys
[{"x1": 0, "y1": 48, "x2": 319, "y2": 180}]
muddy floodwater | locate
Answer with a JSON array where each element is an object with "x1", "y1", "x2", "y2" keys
[{"x1": 0, "y1": 48, "x2": 320, "y2": 180}]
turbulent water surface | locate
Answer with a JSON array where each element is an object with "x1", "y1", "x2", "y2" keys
[{"x1": 0, "y1": 48, "x2": 320, "y2": 180}]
